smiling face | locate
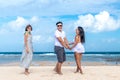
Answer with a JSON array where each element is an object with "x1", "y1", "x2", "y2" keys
[
  {"x1": 27, "y1": 26, "x2": 32, "y2": 32},
  {"x1": 57, "y1": 23, "x2": 62, "y2": 31}
]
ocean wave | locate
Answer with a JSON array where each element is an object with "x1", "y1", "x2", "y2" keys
[
  {"x1": 37, "y1": 53, "x2": 56, "y2": 56},
  {"x1": 83, "y1": 54, "x2": 105, "y2": 56},
  {"x1": 0, "y1": 53, "x2": 120, "y2": 57},
  {"x1": 0, "y1": 54, "x2": 4, "y2": 56},
  {"x1": 83, "y1": 54, "x2": 120, "y2": 57},
  {"x1": 0, "y1": 54, "x2": 21, "y2": 57}
]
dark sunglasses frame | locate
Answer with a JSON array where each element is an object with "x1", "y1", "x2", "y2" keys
[{"x1": 57, "y1": 25, "x2": 62, "y2": 27}]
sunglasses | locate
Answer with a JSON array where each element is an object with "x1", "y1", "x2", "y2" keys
[{"x1": 57, "y1": 25, "x2": 62, "y2": 27}]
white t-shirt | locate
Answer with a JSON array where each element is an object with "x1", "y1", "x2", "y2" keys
[{"x1": 54, "y1": 30, "x2": 66, "y2": 47}]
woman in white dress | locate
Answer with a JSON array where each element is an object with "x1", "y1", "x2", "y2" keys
[
  {"x1": 21, "y1": 24, "x2": 33, "y2": 75},
  {"x1": 70, "y1": 26, "x2": 85, "y2": 74}
]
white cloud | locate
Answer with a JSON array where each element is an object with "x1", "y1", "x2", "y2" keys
[
  {"x1": 74, "y1": 11, "x2": 120, "y2": 32},
  {"x1": 33, "y1": 35, "x2": 41, "y2": 43},
  {"x1": 30, "y1": 16, "x2": 40, "y2": 23},
  {"x1": 33, "y1": 35, "x2": 54, "y2": 44},
  {"x1": 7, "y1": 16, "x2": 28, "y2": 31},
  {"x1": 0, "y1": 0, "x2": 32, "y2": 7},
  {"x1": 0, "y1": 29, "x2": 8, "y2": 35},
  {"x1": 102, "y1": 38, "x2": 117, "y2": 43},
  {"x1": 0, "y1": 16, "x2": 40, "y2": 32},
  {"x1": 0, "y1": 0, "x2": 117, "y2": 7},
  {"x1": 46, "y1": 36, "x2": 54, "y2": 43},
  {"x1": 0, "y1": 0, "x2": 120, "y2": 17}
]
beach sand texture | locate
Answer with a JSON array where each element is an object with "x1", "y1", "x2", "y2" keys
[{"x1": 0, "y1": 66, "x2": 119, "y2": 80}]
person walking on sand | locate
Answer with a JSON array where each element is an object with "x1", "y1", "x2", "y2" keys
[
  {"x1": 69, "y1": 26, "x2": 85, "y2": 74},
  {"x1": 20, "y1": 24, "x2": 33, "y2": 75},
  {"x1": 54, "y1": 21, "x2": 70, "y2": 75}
]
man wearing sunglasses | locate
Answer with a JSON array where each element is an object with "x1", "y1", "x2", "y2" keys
[{"x1": 54, "y1": 21, "x2": 70, "y2": 75}]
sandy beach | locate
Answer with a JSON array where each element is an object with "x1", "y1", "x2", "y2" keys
[{"x1": 0, "y1": 66, "x2": 119, "y2": 80}]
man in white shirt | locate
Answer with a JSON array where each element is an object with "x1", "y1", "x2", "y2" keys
[{"x1": 54, "y1": 21, "x2": 70, "y2": 75}]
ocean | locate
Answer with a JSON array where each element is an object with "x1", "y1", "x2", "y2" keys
[{"x1": 0, "y1": 52, "x2": 120, "y2": 65}]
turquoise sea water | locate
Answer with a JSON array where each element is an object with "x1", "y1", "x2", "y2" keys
[{"x1": 0, "y1": 52, "x2": 120, "y2": 65}]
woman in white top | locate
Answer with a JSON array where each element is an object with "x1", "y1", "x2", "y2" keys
[{"x1": 70, "y1": 26, "x2": 85, "y2": 74}]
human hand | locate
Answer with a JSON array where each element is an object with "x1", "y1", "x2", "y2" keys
[
  {"x1": 67, "y1": 47, "x2": 70, "y2": 50},
  {"x1": 67, "y1": 46, "x2": 72, "y2": 50},
  {"x1": 69, "y1": 42, "x2": 74, "y2": 45},
  {"x1": 26, "y1": 48, "x2": 29, "y2": 53},
  {"x1": 65, "y1": 46, "x2": 69, "y2": 49},
  {"x1": 69, "y1": 47, "x2": 72, "y2": 50}
]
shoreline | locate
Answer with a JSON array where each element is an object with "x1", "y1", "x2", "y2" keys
[{"x1": 0, "y1": 61, "x2": 120, "y2": 66}]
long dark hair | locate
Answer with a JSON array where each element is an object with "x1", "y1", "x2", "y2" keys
[
  {"x1": 78, "y1": 26, "x2": 85, "y2": 43},
  {"x1": 25, "y1": 24, "x2": 32, "y2": 31}
]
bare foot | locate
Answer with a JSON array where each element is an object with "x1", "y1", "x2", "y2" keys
[
  {"x1": 24, "y1": 71, "x2": 30, "y2": 75},
  {"x1": 74, "y1": 71, "x2": 79, "y2": 73},
  {"x1": 80, "y1": 71, "x2": 83, "y2": 75},
  {"x1": 57, "y1": 72, "x2": 63, "y2": 75},
  {"x1": 53, "y1": 68, "x2": 57, "y2": 73}
]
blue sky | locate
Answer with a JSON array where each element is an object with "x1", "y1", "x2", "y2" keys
[{"x1": 0, "y1": 0, "x2": 120, "y2": 52}]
